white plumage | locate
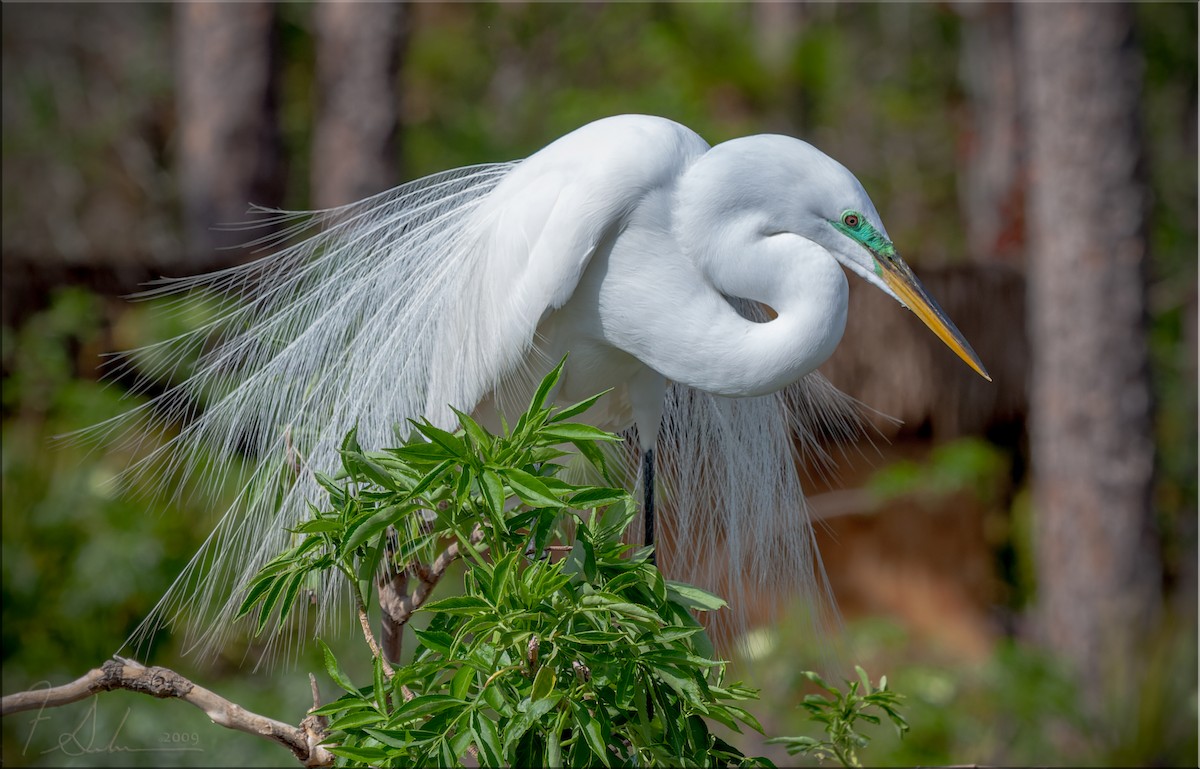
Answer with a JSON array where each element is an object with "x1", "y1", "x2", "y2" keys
[{"x1": 93, "y1": 114, "x2": 987, "y2": 657}]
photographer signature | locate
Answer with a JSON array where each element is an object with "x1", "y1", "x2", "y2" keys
[{"x1": 21, "y1": 682, "x2": 203, "y2": 757}]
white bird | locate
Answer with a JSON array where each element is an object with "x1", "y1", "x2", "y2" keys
[{"x1": 102, "y1": 114, "x2": 989, "y2": 656}]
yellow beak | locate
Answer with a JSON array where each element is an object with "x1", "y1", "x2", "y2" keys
[{"x1": 879, "y1": 257, "x2": 992, "y2": 382}]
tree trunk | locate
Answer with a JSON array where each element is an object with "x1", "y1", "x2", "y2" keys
[
  {"x1": 750, "y1": 1, "x2": 804, "y2": 132},
  {"x1": 311, "y1": 0, "x2": 408, "y2": 209},
  {"x1": 1019, "y1": 2, "x2": 1161, "y2": 691},
  {"x1": 175, "y1": 2, "x2": 283, "y2": 267},
  {"x1": 956, "y1": 2, "x2": 1025, "y2": 266}
]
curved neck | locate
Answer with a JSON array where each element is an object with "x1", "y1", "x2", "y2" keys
[
  {"x1": 662, "y1": 229, "x2": 848, "y2": 397},
  {"x1": 596, "y1": 154, "x2": 851, "y2": 400}
]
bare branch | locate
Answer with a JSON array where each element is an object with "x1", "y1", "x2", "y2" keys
[
  {"x1": 354, "y1": 591, "x2": 395, "y2": 679},
  {"x1": 1, "y1": 657, "x2": 334, "y2": 767},
  {"x1": 377, "y1": 526, "x2": 485, "y2": 661}
]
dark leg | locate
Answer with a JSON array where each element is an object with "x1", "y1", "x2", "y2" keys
[{"x1": 642, "y1": 448, "x2": 656, "y2": 565}]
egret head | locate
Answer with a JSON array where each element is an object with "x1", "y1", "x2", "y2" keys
[
  {"x1": 820, "y1": 202, "x2": 991, "y2": 382},
  {"x1": 678, "y1": 132, "x2": 990, "y2": 381},
  {"x1": 765, "y1": 135, "x2": 993, "y2": 382}
]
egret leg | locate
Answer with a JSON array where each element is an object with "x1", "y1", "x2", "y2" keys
[{"x1": 642, "y1": 448, "x2": 656, "y2": 565}]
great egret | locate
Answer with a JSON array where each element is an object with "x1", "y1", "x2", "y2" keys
[{"x1": 104, "y1": 114, "x2": 988, "y2": 655}]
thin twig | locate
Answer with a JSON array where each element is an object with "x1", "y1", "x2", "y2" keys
[
  {"x1": 1, "y1": 657, "x2": 334, "y2": 767},
  {"x1": 354, "y1": 592, "x2": 395, "y2": 679},
  {"x1": 300, "y1": 672, "x2": 328, "y2": 755}
]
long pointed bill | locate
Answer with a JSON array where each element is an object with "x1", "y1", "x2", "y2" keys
[{"x1": 878, "y1": 256, "x2": 992, "y2": 381}]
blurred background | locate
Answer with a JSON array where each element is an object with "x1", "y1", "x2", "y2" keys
[{"x1": 2, "y1": 2, "x2": 1195, "y2": 766}]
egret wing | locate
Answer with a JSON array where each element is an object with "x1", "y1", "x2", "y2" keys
[
  {"x1": 421, "y1": 115, "x2": 711, "y2": 426},
  {"x1": 90, "y1": 116, "x2": 711, "y2": 657}
]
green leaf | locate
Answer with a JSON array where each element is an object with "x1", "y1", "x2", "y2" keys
[
  {"x1": 666, "y1": 581, "x2": 728, "y2": 611},
  {"x1": 355, "y1": 538, "x2": 386, "y2": 591},
  {"x1": 581, "y1": 594, "x2": 659, "y2": 623},
  {"x1": 437, "y1": 735, "x2": 456, "y2": 767},
  {"x1": 501, "y1": 467, "x2": 564, "y2": 508},
  {"x1": 308, "y1": 695, "x2": 372, "y2": 718},
  {"x1": 291, "y1": 518, "x2": 343, "y2": 534},
  {"x1": 328, "y1": 745, "x2": 391, "y2": 763},
  {"x1": 454, "y1": 464, "x2": 475, "y2": 508},
  {"x1": 313, "y1": 470, "x2": 347, "y2": 502},
  {"x1": 490, "y1": 551, "x2": 520, "y2": 604},
  {"x1": 423, "y1": 595, "x2": 493, "y2": 615},
  {"x1": 650, "y1": 626, "x2": 703, "y2": 644},
  {"x1": 538, "y1": 422, "x2": 621, "y2": 443},
  {"x1": 687, "y1": 714, "x2": 712, "y2": 754},
  {"x1": 573, "y1": 439, "x2": 613, "y2": 482},
  {"x1": 320, "y1": 639, "x2": 359, "y2": 694},
  {"x1": 549, "y1": 389, "x2": 611, "y2": 423},
  {"x1": 531, "y1": 664, "x2": 556, "y2": 701},
  {"x1": 767, "y1": 734, "x2": 821, "y2": 756},
  {"x1": 453, "y1": 407, "x2": 494, "y2": 454},
  {"x1": 237, "y1": 569, "x2": 284, "y2": 620},
  {"x1": 341, "y1": 449, "x2": 399, "y2": 491},
  {"x1": 560, "y1": 630, "x2": 624, "y2": 645},
  {"x1": 654, "y1": 665, "x2": 705, "y2": 708},
  {"x1": 505, "y1": 694, "x2": 560, "y2": 756},
  {"x1": 802, "y1": 669, "x2": 839, "y2": 697},
  {"x1": 481, "y1": 680, "x2": 510, "y2": 715},
  {"x1": 413, "y1": 628, "x2": 455, "y2": 657},
  {"x1": 448, "y1": 726, "x2": 474, "y2": 757},
  {"x1": 472, "y1": 710, "x2": 504, "y2": 767},
  {"x1": 341, "y1": 426, "x2": 363, "y2": 454},
  {"x1": 451, "y1": 664, "x2": 474, "y2": 701},
  {"x1": 410, "y1": 458, "x2": 456, "y2": 500},
  {"x1": 570, "y1": 700, "x2": 611, "y2": 768},
  {"x1": 480, "y1": 468, "x2": 505, "y2": 517},
  {"x1": 390, "y1": 694, "x2": 467, "y2": 725},
  {"x1": 705, "y1": 703, "x2": 743, "y2": 733},
  {"x1": 372, "y1": 654, "x2": 386, "y2": 711},
  {"x1": 255, "y1": 570, "x2": 291, "y2": 634},
  {"x1": 342, "y1": 503, "x2": 410, "y2": 554},
  {"x1": 389, "y1": 441, "x2": 451, "y2": 462},
  {"x1": 546, "y1": 710, "x2": 564, "y2": 768},
  {"x1": 726, "y1": 704, "x2": 765, "y2": 734},
  {"x1": 412, "y1": 419, "x2": 469, "y2": 458},
  {"x1": 803, "y1": 693, "x2": 835, "y2": 708},
  {"x1": 359, "y1": 727, "x2": 420, "y2": 750},
  {"x1": 530, "y1": 357, "x2": 566, "y2": 414},
  {"x1": 568, "y1": 487, "x2": 630, "y2": 509},
  {"x1": 277, "y1": 568, "x2": 306, "y2": 628},
  {"x1": 856, "y1": 665, "x2": 873, "y2": 695},
  {"x1": 329, "y1": 709, "x2": 386, "y2": 730}
]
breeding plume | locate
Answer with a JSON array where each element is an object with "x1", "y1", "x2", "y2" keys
[{"x1": 105, "y1": 115, "x2": 989, "y2": 655}]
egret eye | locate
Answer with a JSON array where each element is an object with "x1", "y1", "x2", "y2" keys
[{"x1": 841, "y1": 212, "x2": 860, "y2": 228}]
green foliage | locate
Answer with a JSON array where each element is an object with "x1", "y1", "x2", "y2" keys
[
  {"x1": 4, "y1": 5, "x2": 1194, "y2": 765},
  {"x1": 240, "y1": 360, "x2": 772, "y2": 767},
  {"x1": 748, "y1": 610, "x2": 1196, "y2": 767},
  {"x1": 769, "y1": 667, "x2": 908, "y2": 768},
  {"x1": 866, "y1": 437, "x2": 1008, "y2": 506},
  {"x1": 1, "y1": 289, "x2": 301, "y2": 767}
]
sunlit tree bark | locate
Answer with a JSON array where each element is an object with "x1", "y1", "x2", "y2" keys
[
  {"x1": 312, "y1": 1, "x2": 408, "y2": 209},
  {"x1": 956, "y1": 2, "x2": 1024, "y2": 266},
  {"x1": 175, "y1": 2, "x2": 283, "y2": 267},
  {"x1": 1019, "y1": 2, "x2": 1161, "y2": 691}
]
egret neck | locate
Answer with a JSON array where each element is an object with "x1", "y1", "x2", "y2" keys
[{"x1": 673, "y1": 222, "x2": 849, "y2": 397}]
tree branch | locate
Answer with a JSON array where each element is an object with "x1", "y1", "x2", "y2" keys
[
  {"x1": 377, "y1": 526, "x2": 485, "y2": 662},
  {"x1": 355, "y1": 590, "x2": 395, "y2": 679},
  {"x1": 1, "y1": 657, "x2": 335, "y2": 767}
]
